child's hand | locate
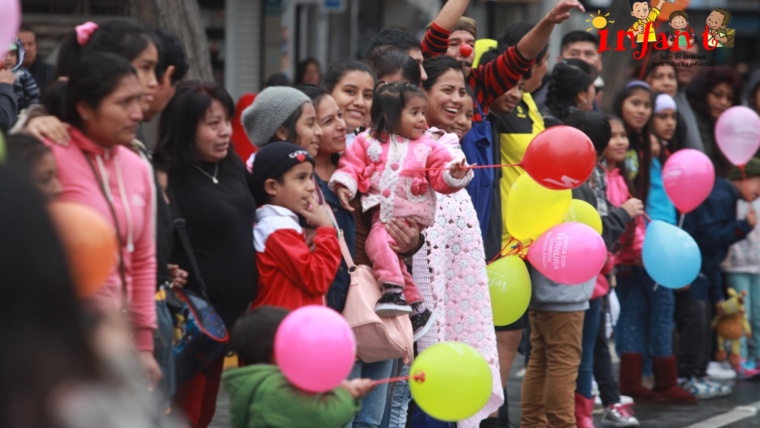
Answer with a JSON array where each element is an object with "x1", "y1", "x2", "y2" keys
[
  {"x1": 449, "y1": 159, "x2": 471, "y2": 180},
  {"x1": 300, "y1": 197, "x2": 333, "y2": 228},
  {"x1": 0, "y1": 68, "x2": 14, "y2": 85},
  {"x1": 341, "y1": 379, "x2": 376, "y2": 399},
  {"x1": 335, "y1": 186, "x2": 355, "y2": 212},
  {"x1": 621, "y1": 198, "x2": 644, "y2": 218},
  {"x1": 168, "y1": 264, "x2": 188, "y2": 287},
  {"x1": 747, "y1": 207, "x2": 757, "y2": 228}
]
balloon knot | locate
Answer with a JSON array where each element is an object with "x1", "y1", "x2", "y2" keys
[{"x1": 412, "y1": 371, "x2": 426, "y2": 383}]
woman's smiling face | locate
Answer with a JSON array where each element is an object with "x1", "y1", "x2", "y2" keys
[
  {"x1": 330, "y1": 70, "x2": 374, "y2": 132},
  {"x1": 423, "y1": 68, "x2": 466, "y2": 129}
]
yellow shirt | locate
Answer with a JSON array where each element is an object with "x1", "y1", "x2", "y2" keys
[
  {"x1": 490, "y1": 92, "x2": 545, "y2": 251},
  {"x1": 628, "y1": 8, "x2": 661, "y2": 43}
]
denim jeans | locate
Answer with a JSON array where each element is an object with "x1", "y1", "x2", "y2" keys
[
  {"x1": 614, "y1": 266, "x2": 674, "y2": 357},
  {"x1": 577, "y1": 299, "x2": 601, "y2": 398},
  {"x1": 348, "y1": 359, "x2": 395, "y2": 428},
  {"x1": 726, "y1": 272, "x2": 760, "y2": 361},
  {"x1": 380, "y1": 360, "x2": 411, "y2": 428}
]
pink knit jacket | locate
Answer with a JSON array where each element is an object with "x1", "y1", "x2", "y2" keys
[{"x1": 329, "y1": 131, "x2": 473, "y2": 227}]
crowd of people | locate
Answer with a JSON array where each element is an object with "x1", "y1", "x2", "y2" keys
[{"x1": 3, "y1": 0, "x2": 760, "y2": 427}]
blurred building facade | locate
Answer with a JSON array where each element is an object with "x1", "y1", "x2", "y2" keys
[{"x1": 19, "y1": 0, "x2": 760, "y2": 101}]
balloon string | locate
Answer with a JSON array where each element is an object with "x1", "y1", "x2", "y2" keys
[
  {"x1": 504, "y1": 240, "x2": 529, "y2": 258},
  {"x1": 406, "y1": 163, "x2": 520, "y2": 172},
  {"x1": 677, "y1": 213, "x2": 685, "y2": 229},
  {"x1": 372, "y1": 371, "x2": 425, "y2": 385},
  {"x1": 627, "y1": 192, "x2": 652, "y2": 223},
  {"x1": 488, "y1": 237, "x2": 517, "y2": 264}
]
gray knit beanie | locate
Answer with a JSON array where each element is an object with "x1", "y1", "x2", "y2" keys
[{"x1": 241, "y1": 86, "x2": 311, "y2": 147}]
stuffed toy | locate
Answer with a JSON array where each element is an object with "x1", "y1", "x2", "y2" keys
[{"x1": 712, "y1": 288, "x2": 752, "y2": 368}]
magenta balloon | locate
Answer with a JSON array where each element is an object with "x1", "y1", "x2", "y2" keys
[
  {"x1": 527, "y1": 222, "x2": 607, "y2": 284},
  {"x1": 274, "y1": 306, "x2": 356, "y2": 393},
  {"x1": 662, "y1": 149, "x2": 715, "y2": 213},
  {"x1": 715, "y1": 106, "x2": 760, "y2": 166},
  {"x1": 0, "y1": 0, "x2": 21, "y2": 58}
]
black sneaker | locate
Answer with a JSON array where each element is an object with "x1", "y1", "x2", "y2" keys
[
  {"x1": 411, "y1": 308, "x2": 436, "y2": 341},
  {"x1": 375, "y1": 292, "x2": 413, "y2": 317}
]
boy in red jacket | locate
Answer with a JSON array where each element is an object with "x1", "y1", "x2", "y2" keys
[{"x1": 250, "y1": 142, "x2": 341, "y2": 310}]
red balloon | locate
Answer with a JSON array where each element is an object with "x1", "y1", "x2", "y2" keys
[
  {"x1": 459, "y1": 44, "x2": 473, "y2": 58},
  {"x1": 521, "y1": 126, "x2": 596, "y2": 190}
]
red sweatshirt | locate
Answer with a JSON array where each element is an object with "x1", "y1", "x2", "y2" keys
[
  {"x1": 422, "y1": 22, "x2": 534, "y2": 114},
  {"x1": 251, "y1": 205, "x2": 341, "y2": 310}
]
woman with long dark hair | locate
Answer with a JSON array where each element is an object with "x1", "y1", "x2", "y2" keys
[
  {"x1": 409, "y1": 56, "x2": 503, "y2": 426},
  {"x1": 543, "y1": 58, "x2": 596, "y2": 127},
  {"x1": 157, "y1": 80, "x2": 257, "y2": 427},
  {"x1": 610, "y1": 80, "x2": 696, "y2": 405},
  {"x1": 44, "y1": 52, "x2": 160, "y2": 387}
]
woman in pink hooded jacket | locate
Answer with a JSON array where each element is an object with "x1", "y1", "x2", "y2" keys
[{"x1": 45, "y1": 53, "x2": 159, "y2": 386}]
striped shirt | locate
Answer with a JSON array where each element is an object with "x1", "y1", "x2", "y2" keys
[{"x1": 422, "y1": 22, "x2": 534, "y2": 115}]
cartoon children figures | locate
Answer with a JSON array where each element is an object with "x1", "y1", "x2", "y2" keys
[
  {"x1": 628, "y1": 0, "x2": 666, "y2": 43},
  {"x1": 668, "y1": 10, "x2": 695, "y2": 46},
  {"x1": 706, "y1": 8, "x2": 731, "y2": 48}
]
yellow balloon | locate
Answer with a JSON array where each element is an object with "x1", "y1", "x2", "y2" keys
[
  {"x1": 409, "y1": 342, "x2": 492, "y2": 422},
  {"x1": 563, "y1": 199, "x2": 603, "y2": 235},
  {"x1": 506, "y1": 174, "x2": 572, "y2": 242},
  {"x1": 473, "y1": 38, "x2": 497, "y2": 69},
  {"x1": 487, "y1": 256, "x2": 531, "y2": 326}
]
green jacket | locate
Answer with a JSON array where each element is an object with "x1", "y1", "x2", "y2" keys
[{"x1": 222, "y1": 364, "x2": 360, "y2": 428}]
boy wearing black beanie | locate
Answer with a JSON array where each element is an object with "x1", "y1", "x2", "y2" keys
[{"x1": 249, "y1": 142, "x2": 341, "y2": 311}]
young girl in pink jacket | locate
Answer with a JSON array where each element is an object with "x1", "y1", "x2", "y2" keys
[{"x1": 330, "y1": 82, "x2": 472, "y2": 324}]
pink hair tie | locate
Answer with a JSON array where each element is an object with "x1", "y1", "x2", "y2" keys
[{"x1": 75, "y1": 21, "x2": 99, "y2": 46}]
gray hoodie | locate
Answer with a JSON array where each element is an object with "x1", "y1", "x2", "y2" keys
[{"x1": 529, "y1": 174, "x2": 633, "y2": 313}]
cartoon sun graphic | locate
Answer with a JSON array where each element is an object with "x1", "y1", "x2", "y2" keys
[{"x1": 586, "y1": 10, "x2": 614, "y2": 32}]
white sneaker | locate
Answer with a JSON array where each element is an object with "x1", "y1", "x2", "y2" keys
[
  {"x1": 680, "y1": 377, "x2": 718, "y2": 399},
  {"x1": 620, "y1": 395, "x2": 634, "y2": 406},
  {"x1": 602, "y1": 403, "x2": 640, "y2": 427},
  {"x1": 514, "y1": 367, "x2": 526, "y2": 379},
  {"x1": 702, "y1": 378, "x2": 733, "y2": 397},
  {"x1": 707, "y1": 361, "x2": 737, "y2": 380}
]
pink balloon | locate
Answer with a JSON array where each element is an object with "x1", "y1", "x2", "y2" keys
[
  {"x1": 715, "y1": 106, "x2": 760, "y2": 166},
  {"x1": 662, "y1": 149, "x2": 715, "y2": 213},
  {"x1": 274, "y1": 306, "x2": 356, "y2": 393},
  {"x1": 0, "y1": 0, "x2": 21, "y2": 58},
  {"x1": 527, "y1": 222, "x2": 606, "y2": 284}
]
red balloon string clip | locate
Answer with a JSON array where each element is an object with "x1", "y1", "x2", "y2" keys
[{"x1": 372, "y1": 370, "x2": 426, "y2": 386}]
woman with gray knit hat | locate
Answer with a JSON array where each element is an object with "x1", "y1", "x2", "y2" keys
[{"x1": 241, "y1": 86, "x2": 322, "y2": 167}]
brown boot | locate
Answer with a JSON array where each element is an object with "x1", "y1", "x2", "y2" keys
[
  {"x1": 653, "y1": 355, "x2": 697, "y2": 404},
  {"x1": 619, "y1": 353, "x2": 665, "y2": 403}
]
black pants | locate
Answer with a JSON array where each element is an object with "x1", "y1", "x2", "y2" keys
[
  {"x1": 594, "y1": 295, "x2": 621, "y2": 406},
  {"x1": 675, "y1": 292, "x2": 711, "y2": 378}
]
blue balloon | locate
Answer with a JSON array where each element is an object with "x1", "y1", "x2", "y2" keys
[{"x1": 642, "y1": 220, "x2": 701, "y2": 289}]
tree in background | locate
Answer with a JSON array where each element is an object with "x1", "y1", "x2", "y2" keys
[{"x1": 129, "y1": 0, "x2": 213, "y2": 80}]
